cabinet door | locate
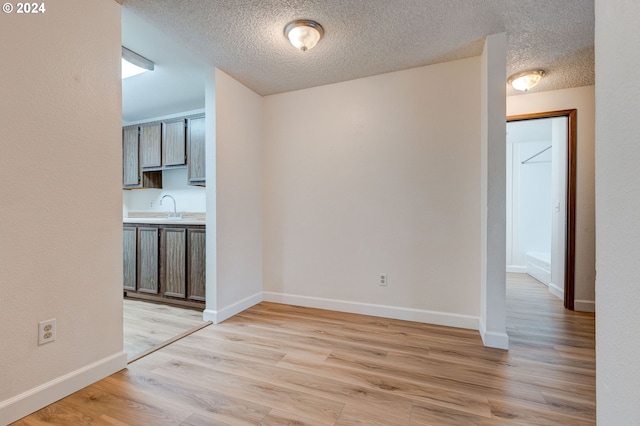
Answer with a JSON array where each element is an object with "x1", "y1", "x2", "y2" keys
[
  {"x1": 137, "y1": 227, "x2": 159, "y2": 294},
  {"x1": 162, "y1": 119, "x2": 186, "y2": 167},
  {"x1": 187, "y1": 228, "x2": 206, "y2": 301},
  {"x1": 187, "y1": 115, "x2": 206, "y2": 185},
  {"x1": 123, "y1": 126, "x2": 140, "y2": 188},
  {"x1": 162, "y1": 228, "x2": 186, "y2": 298},
  {"x1": 123, "y1": 227, "x2": 137, "y2": 291},
  {"x1": 140, "y1": 123, "x2": 162, "y2": 169}
]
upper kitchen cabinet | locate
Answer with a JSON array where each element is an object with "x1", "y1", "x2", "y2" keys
[
  {"x1": 123, "y1": 125, "x2": 162, "y2": 189},
  {"x1": 187, "y1": 115, "x2": 206, "y2": 186},
  {"x1": 123, "y1": 126, "x2": 140, "y2": 188},
  {"x1": 139, "y1": 122, "x2": 162, "y2": 169},
  {"x1": 162, "y1": 118, "x2": 187, "y2": 168}
]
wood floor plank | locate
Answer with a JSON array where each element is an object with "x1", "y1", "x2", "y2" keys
[
  {"x1": 123, "y1": 299, "x2": 210, "y2": 362},
  {"x1": 94, "y1": 368, "x2": 270, "y2": 426},
  {"x1": 14, "y1": 273, "x2": 595, "y2": 425},
  {"x1": 261, "y1": 408, "x2": 335, "y2": 426}
]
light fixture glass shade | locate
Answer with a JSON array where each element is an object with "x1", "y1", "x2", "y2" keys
[
  {"x1": 285, "y1": 20, "x2": 324, "y2": 52},
  {"x1": 122, "y1": 46, "x2": 154, "y2": 79},
  {"x1": 508, "y1": 70, "x2": 545, "y2": 92}
]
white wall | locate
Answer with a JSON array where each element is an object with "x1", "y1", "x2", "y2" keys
[
  {"x1": 263, "y1": 57, "x2": 481, "y2": 329},
  {"x1": 204, "y1": 69, "x2": 264, "y2": 323},
  {"x1": 0, "y1": 1, "x2": 126, "y2": 423},
  {"x1": 122, "y1": 169, "x2": 206, "y2": 216},
  {"x1": 510, "y1": 138, "x2": 553, "y2": 265},
  {"x1": 507, "y1": 86, "x2": 595, "y2": 311},
  {"x1": 595, "y1": 0, "x2": 640, "y2": 423},
  {"x1": 550, "y1": 118, "x2": 568, "y2": 298},
  {"x1": 479, "y1": 33, "x2": 508, "y2": 349}
]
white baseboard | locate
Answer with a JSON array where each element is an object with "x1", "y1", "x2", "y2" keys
[
  {"x1": 0, "y1": 351, "x2": 127, "y2": 425},
  {"x1": 262, "y1": 292, "x2": 479, "y2": 330},
  {"x1": 203, "y1": 291, "x2": 262, "y2": 324},
  {"x1": 506, "y1": 265, "x2": 527, "y2": 273},
  {"x1": 478, "y1": 318, "x2": 509, "y2": 350},
  {"x1": 574, "y1": 299, "x2": 595, "y2": 313},
  {"x1": 547, "y1": 282, "x2": 564, "y2": 301}
]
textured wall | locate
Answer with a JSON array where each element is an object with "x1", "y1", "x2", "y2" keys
[
  {"x1": 0, "y1": 0, "x2": 125, "y2": 421},
  {"x1": 263, "y1": 57, "x2": 481, "y2": 321},
  {"x1": 507, "y1": 86, "x2": 596, "y2": 311},
  {"x1": 595, "y1": 0, "x2": 640, "y2": 423}
]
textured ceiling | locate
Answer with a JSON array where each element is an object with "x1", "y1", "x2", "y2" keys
[{"x1": 121, "y1": 0, "x2": 594, "y2": 117}]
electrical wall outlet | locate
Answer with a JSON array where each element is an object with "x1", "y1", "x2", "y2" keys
[
  {"x1": 38, "y1": 319, "x2": 56, "y2": 345},
  {"x1": 379, "y1": 273, "x2": 388, "y2": 286}
]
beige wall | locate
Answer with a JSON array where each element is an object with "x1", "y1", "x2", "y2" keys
[
  {"x1": 479, "y1": 33, "x2": 508, "y2": 349},
  {"x1": 595, "y1": 0, "x2": 640, "y2": 423},
  {"x1": 204, "y1": 69, "x2": 264, "y2": 322},
  {"x1": 262, "y1": 58, "x2": 482, "y2": 327},
  {"x1": 507, "y1": 86, "x2": 596, "y2": 311},
  {"x1": 0, "y1": 0, "x2": 125, "y2": 422}
]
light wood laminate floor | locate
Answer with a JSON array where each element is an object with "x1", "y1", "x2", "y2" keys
[
  {"x1": 123, "y1": 299, "x2": 210, "y2": 362},
  {"x1": 15, "y1": 274, "x2": 595, "y2": 425}
]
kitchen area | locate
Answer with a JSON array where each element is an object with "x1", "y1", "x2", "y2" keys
[{"x1": 121, "y1": 7, "x2": 209, "y2": 360}]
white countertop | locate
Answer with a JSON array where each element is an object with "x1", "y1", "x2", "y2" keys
[{"x1": 123, "y1": 217, "x2": 206, "y2": 225}]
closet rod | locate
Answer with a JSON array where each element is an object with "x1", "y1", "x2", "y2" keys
[{"x1": 522, "y1": 145, "x2": 551, "y2": 164}]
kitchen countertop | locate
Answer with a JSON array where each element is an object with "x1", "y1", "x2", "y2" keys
[{"x1": 123, "y1": 217, "x2": 206, "y2": 226}]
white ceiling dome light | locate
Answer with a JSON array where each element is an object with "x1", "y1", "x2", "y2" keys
[
  {"x1": 508, "y1": 69, "x2": 546, "y2": 92},
  {"x1": 284, "y1": 19, "x2": 324, "y2": 52}
]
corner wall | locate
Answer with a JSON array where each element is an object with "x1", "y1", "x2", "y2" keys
[
  {"x1": 595, "y1": 0, "x2": 640, "y2": 423},
  {"x1": 479, "y1": 33, "x2": 508, "y2": 349},
  {"x1": 262, "y1": 57, "x2": 482, "y2": 328},
  {"x1": 204, "y1": 69, "x2": 264, "y2": 323},
  {"x1": 0, "y1": 1, "x2": 126, "y2": 423},
  {"x1": 507, "y1": 86, "x2": 595, "y2": 312}
]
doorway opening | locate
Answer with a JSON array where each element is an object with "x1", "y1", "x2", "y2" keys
[{"x1": 506, "y1": 110, "x2": 577, "y2": 310}]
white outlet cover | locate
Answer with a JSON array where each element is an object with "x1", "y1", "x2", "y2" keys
[{"x1": 38, "y1": 319, "x2": 56, "y2": 345}]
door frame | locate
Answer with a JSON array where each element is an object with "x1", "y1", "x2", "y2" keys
[{"x1": 507, "y1": 109, "x2": 577, "y2": 310}]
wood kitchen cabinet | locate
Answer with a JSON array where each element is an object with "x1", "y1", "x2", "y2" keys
[
  {"x1": 187, "y1": 115, "x2": 206, "y2": 186},
  {"x1": 123, "y1": 113, "x2": 204, "y2": 188},
  {"x1": 123, "y1": 126, "x2": 140, "y2": 188},
  {"x1": 122, "y1": 125, "x2": 162, "y2": 189},
  {"x1": 162, "y1": 118, "x2": 187, "y2": 168},
  {"x1": 137, "y1": 227, "x2": 159, "y2": 294},
  {"x1": 124, "y1": 223, "x2": 205, "y2": 307},
  {"x1": 140, "y1": 122, "x2": 162, "y2": 169},
  {"x1": 187, "y1": 228, "x2": 206, "y2": 301},
  {"x1": 162, "y1": 228, "x2": 186, "y2": 298},
  {"x1": 123, "y1": 227, "x2": 137, "y2": 291}
]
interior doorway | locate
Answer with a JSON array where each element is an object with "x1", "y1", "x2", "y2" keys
[{"x1": 506, "y1": 110, "x2": 577, "y2": 310}]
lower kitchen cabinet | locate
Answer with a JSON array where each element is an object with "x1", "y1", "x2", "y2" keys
[
  {"x1": 162, "y1": 228, "x2": 186, "y2": 298},
  {"x1": 123, "y1": 227, "x2": 137, "y2": 291},
  {"x1": 137, "y1": 227, "x2": 159, "y2": 294},
  {"x1": 187, "y1": 228, "x2": 206, "y2": 301},
  {"x1": 123, "y1": 223, "x2": 205, "y2": 307}
]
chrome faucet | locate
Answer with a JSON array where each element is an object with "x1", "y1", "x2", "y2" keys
[{"x1": 160, "y1": 194, "x2": 180, "y2": 218}]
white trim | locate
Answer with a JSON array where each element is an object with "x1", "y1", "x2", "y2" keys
[
  {"x1": 0, "y1": 351, "x2": 127, "y2": 425},
  {"x1": 203, "y1": 292, "x2": 262, "y2": 324},
  {"x1": 262, "y1": 292, "x2": 479, "y2": 330},
  {"x1": 506, "y1": 265, "x2": 527, "y2": 273},
  {"x1": 547, "y1": 281, "x2": 564, "y2": 301},
  {"x1": 574, "y1": 299, "x2": 595, "y2": 313},
  {"x1": 479, "y1": 318, "x2": 509, "y2": 350}
]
